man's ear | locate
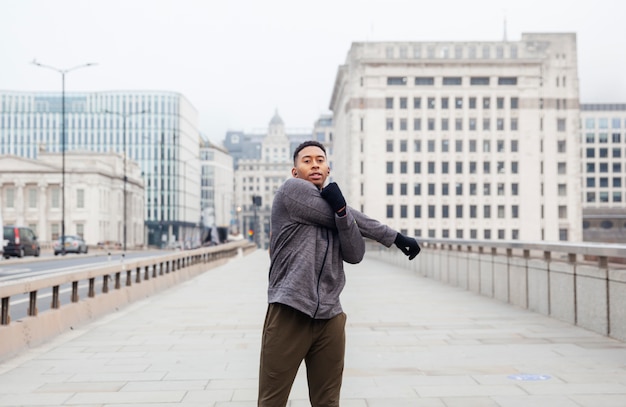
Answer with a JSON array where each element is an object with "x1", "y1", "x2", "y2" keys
[{"x1": 292, "y1": 168, "x2": 298, "y2": 178}]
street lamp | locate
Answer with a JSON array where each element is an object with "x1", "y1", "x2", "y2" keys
[
  {"x1": 31, "y1": 60, "x2": 97, "y2": 254},
  {"x1": 104, "y1": 109, "x2": 148, "y2": 252}
]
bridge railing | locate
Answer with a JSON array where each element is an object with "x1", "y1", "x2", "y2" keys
[
  {"x1": 366, "y1": 238, "x2": 626, "y2": 342},
  {"x1": 0, "y1": 240, "x2": 257, "y2": 361}
]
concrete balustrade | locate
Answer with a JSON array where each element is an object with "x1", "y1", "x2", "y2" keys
[
  {"x1": 366, "y1": 238, "x2": 626, "y2": 342},
  {"x1": 0, "y1": 240, "x2": 256, "y2": 361}
]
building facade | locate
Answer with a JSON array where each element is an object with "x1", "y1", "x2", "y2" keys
[
  {"x1": 0, "y1": 151, "x2": 144, "y2": 247},
  {"x1": 329, "y1": 33, "x2": 582, "y2": 242},
  {"x1": 580, "y1": 104, "x2": 626, "y2": 243},
  {"x1": 0, "y1": 90, "x2": 201, "y2": 248},
  {"x1": 200, "y1": 139, "x2": 234, "y2": 234}
]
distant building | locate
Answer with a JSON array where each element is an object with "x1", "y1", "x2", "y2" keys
[
  {"x1": 330, "y1": 33, "x2": 582, "y2": 241},
  {"x1": 223, "y1": 110, "x2": 312, "y2": 169},
  {"x1": 0, "y1": 90, "x2": 201, "y2": 247},
  {"x1": 580, "y1": 104, "x2": 626, "y2": 243},
  {"x1": 199, "y1": 139, "x2": 234, "y2": 232},
  {"x1": 0, "y1": 151, "x2": 144, "y2": 247}
]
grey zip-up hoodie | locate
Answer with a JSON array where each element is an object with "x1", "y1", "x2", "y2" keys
[{"x1": 268, "y1": 178, "x2": 398, "y2": 319}]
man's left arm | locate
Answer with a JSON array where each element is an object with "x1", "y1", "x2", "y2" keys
[{"x1": 321, "y1": 182, "x2": 365, "y2": 264}]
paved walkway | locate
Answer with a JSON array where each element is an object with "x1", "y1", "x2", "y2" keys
[{"x1": 0, "y1": 249, "x2": 625, "y2": 406}]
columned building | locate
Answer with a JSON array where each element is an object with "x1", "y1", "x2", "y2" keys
[
  {"x1": 580, "y1": 104, "x2": 626, "y2": 242},
  {"x1": 0, "y1": 90, "x2": 201, "y2": 248},
  {"x1": 330, "y1": 33, "x2": 582, "y2": 242},
  {"x1": 0, "y1": 151, "x2": 144, "y2": 247}
]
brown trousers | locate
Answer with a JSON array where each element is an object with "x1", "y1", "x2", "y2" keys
[{"x1": 258, "y1": 303, "x2": 347, "y2": 407}]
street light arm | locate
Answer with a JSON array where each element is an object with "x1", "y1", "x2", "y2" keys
[{"x1": 32, "y1": 59, "x2": 97, "y2": 74}]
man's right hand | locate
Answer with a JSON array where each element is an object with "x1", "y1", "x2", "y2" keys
[{"x1": 321, "y1": 182, "x2": 347, "y2": 217}]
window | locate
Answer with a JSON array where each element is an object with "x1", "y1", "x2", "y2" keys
[
  {"x1": 386, "y1": 140, "x2": 393, "y2": 152},
  {"x1": 442, "y1": 205, "x2": 449, "y2": 218},
  {"x1": 455, "y1": 183, "x2": 463, "y2": 195},
  {"x1": 387, "y1": 77, "x2": 407, "y2": 85},
  {"x1": 386, "y1": 183, "x2": 394, "y2": 195},
  {"x1": 455, "y1": 162, "x2": 463, "y2": 174},
  {"x1": 386, "y1": 118, "x2": 394, "y2": 130},
  {"x1": 498, "y1": 77, "x2": 517, "y2": 85},
  {"x1": 442, "y1": 183, "x2": 449, "y2": 196},
  {"x1": 483, "y1": 118, "x2": 490, "y2": 130},
  {"x1": 400, "y1": 140, "x2": 407, "y2": 152},
  {"x1": 558, "y1": 184, "x2": 567, "y2": 196},
  {"x1": 413, "y1": 97, "x2": 421, "y2": 109},
  {"x1": 443, "y1": 77, "x2": 462, "y2": 85},
  {"x1": 400, "y1": 183, "x2": 407, "y2": 195},
  {"x1": 414, "y1": 162, "x2": 421, "y2": 173},
  {"x1": 385, "y1": 97, "x2": 394, "y2": 109},
  {"x1": 428, "y1": 205, "x2": 436, "y2": 217},
  {"x1": 484, "y1": 205, "x2": 491, "y2": 218},
  {"x1": 77, "y1": 189, "x2": 85, "y2": 209},
  {"x1": 51, "y1": 187, "x2": 60, "y2": 208},
  {"x1": 399, "y1": 97, "x2": 407, "y2": 109},
  {"x1": 51, "y1": 224, "x2": 60, "y2": 241},
  {"x1": 400, "y1": 119, "x2": 407, "y2": 131},
  {"x1": 386, "y1": 161, "x2": 394, "y2": 173},
  {"x1": 455, "y1": 97, "x2": 463, "y2": 109},
  {"x1": 470, "y1": 77, "x2": 489, "y2": 85},
  {"x1": 28, "y1": 188, "x2": 37, "y2": 208},
  {"x1": 427, "y1": 140, "x2": 435, "y2": 152},
  {"x1": 427, "y1": 97, "x2": 436, "y2": 109},
  {"x1": 400, "y1": 205, "x2": 407, "y2": 218},
  {"x1": 428, "y1": 162, "x2": 436, "y2": 174},
  {"x1": 455, "y1": 118, "x2": 463, "y2": 131},
  {"x1": 428, "y1": 183, "x2": 436, "y2": 195},
  {"x1": 470, "y1": 205, "x2": 477, "y2": 218},
  {"x1": 442, "y1": 162, "x2": 449, "y2": 173},
  {"x1": 415, "y1": 77, "x2": 435, "y2": 85},
  {"x1": 441, "y1": 118, "x2": 449, "y2": 131},
  {"x1": 512, "y1": 205, "x2": 519, "y2": 218},
  {"x1": 511, "y1": 97, "x2": 519, "y2": 109},
  {"x1": 498, "y1": 205, "x2": 505, "y2": 218},
  {"x1": 414, "y1": 205, "x2": 421, "y2": 218},
  {"x1": 469, "y1": 118, "x2": 477, "y2": 131},
  {"x1": 558, "y1": 205, "x2": 567, "y2": 219},
  {"x1": 456, "y1": 205, "x2": 463, "y2": 218},
  {"x1": 413, "y1": 118, "x2": 421, "y2": 130},
  {"x1": 483, "y1": 182, "x2": 490, "y2": 195},
  {"x1": 6, "y1": 187, "x2": 15, "y2": 208},
  {"x1": 400, "y1": 161, "x2": 407, "y2": 173},
  {"x1": 483, "y1": 97, "x2": 490, "y2": 109},
  {"x1": 441, "y1": 97, "x2": 449, "y2": 109},
  {"x1": 497, "y1": 97, "x2": 504, "y2": 109},
  {"x1": 386, "y1": 205, "x2": 394, "y2": 218},
  {"x1": 469, "y1": 97, "x2": 476, "y2": 109},
  {"x1": 557, "y1": 118, "x2": 566, "y2": 132},
  {"x1": 455, "y1": 139, "x2": 463, "y2": 152},
  {"x1": 428, "y1": 119, "x2": 435, "y2": 131},
  {"x1": 414, "y1": 183, "x2": 421, "y2": 195},
  {"x1": 497, "y1": 118, "x2": 504, "y2": 131}
]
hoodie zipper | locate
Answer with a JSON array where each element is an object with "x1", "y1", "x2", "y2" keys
[{"x1": 313, "y1": 228, "x2": 330, "y2": 318}]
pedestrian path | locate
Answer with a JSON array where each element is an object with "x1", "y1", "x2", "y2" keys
[{"x1": 0, "y1": 249, "x2": 625, "y2": 406}]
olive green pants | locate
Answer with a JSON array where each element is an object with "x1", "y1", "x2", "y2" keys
[{"x1": 258, "y1": 303, "x2": 347, "y2": 407}]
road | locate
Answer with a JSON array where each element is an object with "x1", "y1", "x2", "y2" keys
[{"x1": 0, "y1": 250, "x2": 173, "y2": 321}]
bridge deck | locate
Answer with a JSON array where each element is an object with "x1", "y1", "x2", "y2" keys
[{"x1": 0, "y1": 249, "x2": 625, "y2": 406}]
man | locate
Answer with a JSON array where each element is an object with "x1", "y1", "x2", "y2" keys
[{"x1": 258, "y1": 140, "x2": 420, "y2": 406}]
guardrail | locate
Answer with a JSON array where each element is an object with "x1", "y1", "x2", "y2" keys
[
  {"x1": 0, "y1": 240, "x2": 257, "y2": 361},
  {"x1": 366, "y1": 238, "x2": 626, "y2": 342}
]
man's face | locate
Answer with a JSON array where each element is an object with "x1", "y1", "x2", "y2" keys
[{"x1": 292, "y1": 146, "x2": 329, "y2": 189}]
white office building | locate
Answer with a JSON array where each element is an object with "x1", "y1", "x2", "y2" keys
[
  {"x1": 580, "y1": 104, "x2": 626, "y2": 242},
  {"x1": 200, "y1": 139, "x2": 234, "y2": 234},
  {"x1": 0, "y1": 90, "x2": 201, "y2": 247},
  {"x1": 330, "y1": 33, "x2": 582, "y2": 242}
]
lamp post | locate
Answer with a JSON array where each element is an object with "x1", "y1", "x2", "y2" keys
[
  {"x1": 104, "y1": 109, "x2": 148, "y2": 252},
  {"x1": 31, "y1": 60, "x2": 96, "y2": 255}
]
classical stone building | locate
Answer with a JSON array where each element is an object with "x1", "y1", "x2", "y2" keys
[{"x1": 0, "y1": 151, "x2": 144, "y2": 247}]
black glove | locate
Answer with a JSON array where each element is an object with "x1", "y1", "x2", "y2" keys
[
  {"x1": 321, "y1": 182, "x2": 347, "y2": 217},
  {"x1": 394, "y1": 233, "x2": 421, "y2": 260}
]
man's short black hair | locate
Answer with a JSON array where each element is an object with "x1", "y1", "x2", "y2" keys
[{"x1": 293, "y1": 140, "x2": 326, "y2": 165}]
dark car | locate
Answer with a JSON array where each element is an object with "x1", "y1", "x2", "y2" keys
[
  {"x1": 2, "y1": 226, "x2": 41, "y2": 258},
  {"x1": 53, "y1": 235, "x2": 88, "y2": 255}
]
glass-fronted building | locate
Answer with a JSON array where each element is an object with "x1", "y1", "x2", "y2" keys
[{"x1": 0, "y1": 90, "x2": 201, "y2": 247}]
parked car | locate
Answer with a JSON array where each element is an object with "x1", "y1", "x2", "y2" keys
[
  {"x1": 53, "y1": 235, "x2": 88, "y2": 255},
  {"x1": 2, "y1": 226, "x2": 41, "y2": 258}
]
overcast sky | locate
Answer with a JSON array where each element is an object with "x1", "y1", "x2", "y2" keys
[{"x1": 1, "y1": 0, "x2": 625, "y2": 144}]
